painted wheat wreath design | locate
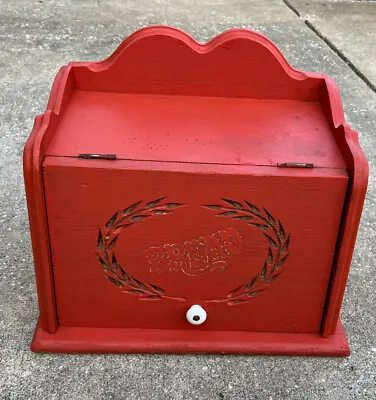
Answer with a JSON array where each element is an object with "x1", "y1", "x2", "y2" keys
[
  {"x1": 96, "y1": 197, "x2": 187, "y2": 301},
  {"x1": 96, "y1": 197, "x2": 290, "y2": 305},
  {"x1": 203, "y1": 199, "x2": 290, "y2": 305}
]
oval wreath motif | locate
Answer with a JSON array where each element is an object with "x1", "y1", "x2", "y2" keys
[
  {"x1": 96, "y1": 197, "x2": 187, "y2": 301},
  {"x1": 203, "y1": 199, "x2": 290, "y2": 305},
  {"x1": 96, "y1": 197, "x2": 290, "y2": 305}
]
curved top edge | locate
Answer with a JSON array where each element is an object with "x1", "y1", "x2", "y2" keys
[
  {"x1": 86, "y1": 25, "x2": 307, "y2": 80},
  {"x1": 323, "y1": 74, "x2": 346, "y2": 128}
]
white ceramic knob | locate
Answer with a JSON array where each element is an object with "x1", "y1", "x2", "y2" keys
[{"x1": 186, "y1": 305, "x2": 207, "y2": 325}]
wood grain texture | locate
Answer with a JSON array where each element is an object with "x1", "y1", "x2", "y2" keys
[
  {"x1": 23, "y1": 114, "x2": 57, "y2": 333},
  {"x1": 72, "y1": 26, "x2": 323, "y2": 100},
  {"x1": 319, "y1": 78, "x2": 369, "y2": 336},
  {"x1": 22, "y1": 26, "x2": 368, "y2": 355},
  {"x1": 31, "y1": 318, "x2": 350, "y2": 356},
  {"x1": 47, "y1": 91, "x2": 346, "y2": 169},
  {"x1": 43, "y1": 157, "x2": 347, "y2": 333},
  {"x1": 23, "y1": 66, "x2": 75, "y2": 333}
]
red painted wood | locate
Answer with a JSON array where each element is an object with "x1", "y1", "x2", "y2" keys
[
  {"x1": 23, "y1": 26, "x2": 368, "y2": 355},
  {"x1": 323, "y1": 127, "x2": 368, "y2": 336},
  {"x1": 23, "y1": 114, "x2": 58, "y2": 333},
  {"x1": 73, "y1": 26, "x2": 323, "y2": 100},
  {"x1": 43, "y1": 157, "x2": 347, "y2": 333},
  {"x1": 23, "y1": 66, "x2": 75, "y2": 333},
  {"x1": 31, "y1": 318, "x2": 350, "y2": 356},
  {"x1": 47, "y1": 91, "x2": 346, "y2": 169},
  {"x1": 317, "y1": 78, "x2": 369, "y2": 336}
]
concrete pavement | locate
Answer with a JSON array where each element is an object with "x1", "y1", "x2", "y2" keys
[{"x1": 0, "y1": 1, "x2": 375, "y2": 399}]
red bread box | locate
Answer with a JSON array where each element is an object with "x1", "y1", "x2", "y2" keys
[{"x1": 24, "y1": 26, "x2": 368, "y2": 356}]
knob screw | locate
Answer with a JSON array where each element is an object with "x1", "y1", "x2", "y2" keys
[{"x1": 186, "y1": 305, "x2": 207, "y2": 325}]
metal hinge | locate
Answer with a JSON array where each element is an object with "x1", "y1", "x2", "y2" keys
[
  {"x1": 78, "y1": 154, "x2": 117, "y2": 160},
  {"x1": 277, "y1": 162, "x2": 314, "y2": 169}
]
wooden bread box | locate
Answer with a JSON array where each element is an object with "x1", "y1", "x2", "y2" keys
[{"x1": 24, "y1": 26, "x2": 368, "y2": 356}]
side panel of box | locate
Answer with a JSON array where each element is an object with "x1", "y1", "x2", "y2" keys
[{"x1": 23, "y1": 66, "x2": 75, "y2": 333}]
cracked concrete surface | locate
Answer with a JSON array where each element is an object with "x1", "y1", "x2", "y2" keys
[
  {"x1": 0, "y1": 1, "x2": 375, "y2": 399},
  {"x1": 286, "y1": 0, "x2": 376, "y2": 90}
]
